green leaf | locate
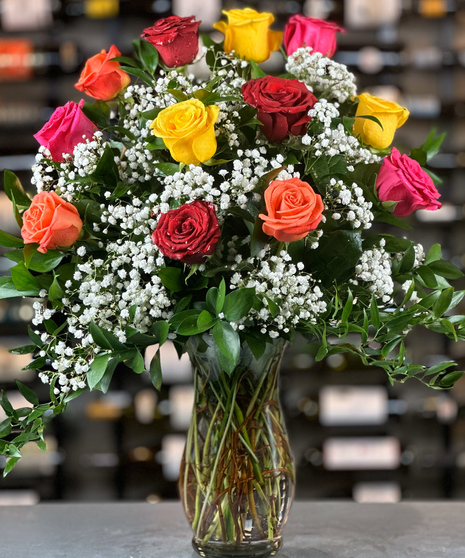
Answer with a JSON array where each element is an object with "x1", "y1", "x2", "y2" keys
[
  {"x1": 381, "y1": 337, "x2": 402, "y2": 358},
  {"x1": 0, "y1": 418, "x2": 12, "y2": 438},
  {"x1": 119, "y1": 65, "x2": 154, "y2": 87},
  {"x1": 370, "y1": 295, "x2": 380, "y2": 331},
  {"x1": 0, "y1": 229, "x2": 23, "y2": 248},
  {"x1": 63, "y1": 388, "x2": 87, "y2": 403},
  {"x1": 302, "y1": 230, "x2": 362, "y2": 286},
  {"x1": 439, "y1": 370, "x2": 464, "y2": 387},
  {"x1": 158, "y1": 267, "x2": 184, "y2": 292},
  {"x1": 92, "y1": 143, "x2": 119, "y2": 187},
  {"x1": 223, "y1": 288, "x2": 255, "y2": 322},
  {"x1": 373, "y1": 211, "x2": 412, "y2": 230},
  {"x1": 88, "y1": 354, "x2": 111, "y2": 389},
  {"x1": 432, "y1": 287, "x2": 454, "y2": 319},
  {"x1": 250, "y1": 60, "x2": 266, "y2": 78},
  {"x1": 0, "y1": 276, "x2": 37, "y2": 299},
  {"x1": 409, "y1": 148, "x2": 427, "y2": 166},
  {"x1": 137, "y1": 39, "x2": 159, "y2": 73},
  {"x1": 149, "y1": 350, "x2": 162, "y2": 390},
  {"x1": 425, "y1": 244, "x2": 441, "y2": 265},
  {"x1": 212, "y1": 321, "x2": 240, "y2": 374},
  {"x1": 4, "y1": 457, "x2": 20, "y2": 476},
  {"x1": 23, "y1": 357, "x2": 46, "y2": 370},
  {"x1": 244, "y1": 335, "x2": 267, "y2": 360},
  {"x1": 3, "y1": 170, "x2": 31, "y2": 207},
  {"x1": 82, "y1": 101, "x2": 111, "y2": 129},
  {"x1": 421, "y1": 129, "x2": 446, "y2": 161},
  {"x1": 217, "y1": 279, "x2": 226, "y2": 312},
  {"x1": 440, "y1": 318, "x2": 457, "y2": 340},
  {"x1": 416, "y1": 266, "x2": 438, "y2": 289},
  {"x1": 149, "y1": 321, "x2": 170, "y2": 345},
  {"x1": 15, "y1": 381, "x2": 39, "y2": 406},
  {"x1": 154, "y1": 162, "x2": 180, "y2": 175},
  {"x1": 10, "y1": 263, "x2": 41, "y2": 294},
  {"x1": 9, "y1": 344, "x2": 36, "y2": 355},
  {"x1": 95, "y1": 358, "x2": 118, "y2": 394},
  {"x1": 1, "y1": 391, "x2": 16, "y2": 419},
  {"x1": 197, "y1": 310, "x2": 217, "y2": 332},
  {"x1": 428, "y1": 260, "x2": 463, "y2": 280},
  {"x1": 89, "y1": 322, "x2": 126, "y2": 352},
  {"x1": 340, "y1": 290, "x2": 354, "y2": 324},
  {"x1": 48, "y1": 274, "x2": 65, "y2": 302},
  {"x1": 398, "y1": 245, "x2": 416, "y2": 274},
  {"x1": 129, "y1": 350, "x2": 146, "y2": 374},
  {"x1": 110, "y1": 55, "x2": 142, "y2": 68},
  {"x1": 425, "y1": 361, "x2": 457, "y2": 376},
  {"x1": 23, "y1": 244, "x2": 37, "y2": 269}
]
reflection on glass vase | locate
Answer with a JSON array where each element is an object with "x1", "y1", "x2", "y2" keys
[{"x1": 179, "y1": 335, "x2": 295, "y2": 558}]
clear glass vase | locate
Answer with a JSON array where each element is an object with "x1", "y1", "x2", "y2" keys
[{"x1": 179, "y1": 335, "x2": 295, "y2": 558}]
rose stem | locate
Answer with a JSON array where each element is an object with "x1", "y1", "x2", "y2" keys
[{"x1": 196, "y1": 382, "x2": 238, "y2": 540}]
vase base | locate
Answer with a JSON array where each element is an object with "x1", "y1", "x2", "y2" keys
[{"x1": 192, "y1": 537, "x2": 282, "y2": 558}]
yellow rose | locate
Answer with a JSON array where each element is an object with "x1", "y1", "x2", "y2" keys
[
  {"x1": 150, "y1": 99, "x2": 220, "y2": 166},
  {"x1": 213, "y1": 8, "x2": 282, "y2": 63},
  {"x1": 353, "y1": 93, "x2": 409, "y2": 150}
]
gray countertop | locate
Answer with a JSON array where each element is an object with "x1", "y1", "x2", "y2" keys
[{"x1": 0, "y1": 501, "x2": 464, "y2": 558}]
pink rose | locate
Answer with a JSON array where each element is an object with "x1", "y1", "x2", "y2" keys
[
  {"x1": 284, "y1": 15, "x2": 344, "y2": 57},
  {"x1": 376, "y1": 148, "x2": 441, "y2": 217},
  {"x1": 141, "y1": 16, "x2": 201, "y2": 68},
  {"x1": 34, "y1": 100, "x2": 97, "y2": 162}
]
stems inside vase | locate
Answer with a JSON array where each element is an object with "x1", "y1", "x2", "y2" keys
[{"x1": 179, "y1": 337, "x2": 295, "y2": 554}]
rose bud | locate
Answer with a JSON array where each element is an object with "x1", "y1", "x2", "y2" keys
[
  {"x1": 141, "y1": 15, "x2": 201, "y2": 68},
  {"x1": 214, "y1": 8, "x2": 282, "y2": 63},
  {"x1": 376, "y1": 148, "x2": 441, "y2": 217},
  {"x1": 353, "y1": 93, "x2": 409, "y2": 150},
  {"x1": 21, "y1": 191, "x2": 83, "y2": 254},
  {"x1": 241, "y1": 76, "x2": 317, "y2": 143},
  {"x1": 259, "y1": 178, "x2": 324, "y2": 242},
  {"x1": 75, "y1": 45, "x2": 130, "y2": 101},
  {"x1": 34, "y1": 100, "x2": 97, "y2": 163},
  {"x1": 284, "y1": 15, "x2": 344, "y2": 57},
  {"x1": 152, "y1": 200, "x2": 221, "y2": 264}
]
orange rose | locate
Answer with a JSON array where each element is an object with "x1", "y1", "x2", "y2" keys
[
  {"x1": 21, "y1": 191, "x2": 83, "y2": 254},
  {"x1": 259, "y1": 178, "x2": 324, "y2": 242},
  {"x1": 75, "y1": 45, "x2": 130, "y2": 101}
]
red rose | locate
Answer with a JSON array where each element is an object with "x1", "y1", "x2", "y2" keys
[
  {"x1": 376, "y1": 148, "x2": 441, "y2": 217},
  {"x1": 284, "y1": 15, "x2": 344, "y2": 57},
  {"x1": 152, "y1": 200, "x2": 220, "y2": 264},
  {"x1": 241, "y1": 76, "x2": 318, "y2": 143},
  {"x1": 141, "y1": 16, "x2": 201, "y2": 68}
]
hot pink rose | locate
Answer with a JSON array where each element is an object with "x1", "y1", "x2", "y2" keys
[
  {"x1": 376, "y1": 148, "x2": 441, "y2": 217},
  {"x1": 284, "y1": 15, "x2": 344, "y2": 57},
  {"x1": 34, "y1": 100, "x2": 97, "y2": 162},
  {"x1": 141, "y1": 16, "x2": 201, "y2": 68}
]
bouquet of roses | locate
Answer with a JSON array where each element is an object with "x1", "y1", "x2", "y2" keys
[{"x1": 0, "y1": 8, "x2": 463, "y2": 479}]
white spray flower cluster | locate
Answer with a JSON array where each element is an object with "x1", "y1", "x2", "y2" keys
[
  {"x1": 355, "y1": 239, "x2": 394, "y2": 302},
  {"x1": 286, "y1": 47, "x2": 357, "y2": 103}
]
